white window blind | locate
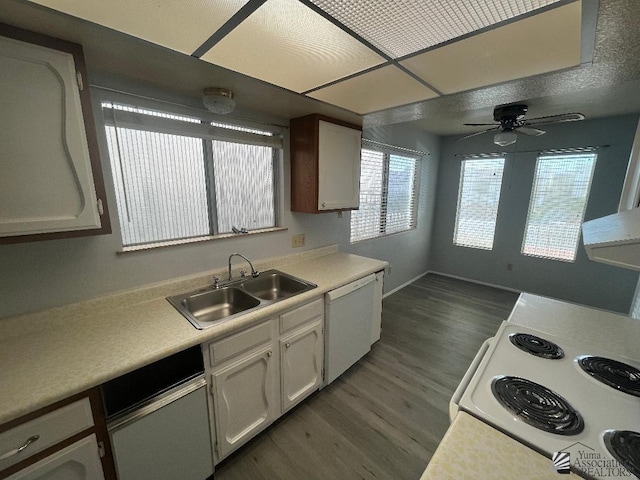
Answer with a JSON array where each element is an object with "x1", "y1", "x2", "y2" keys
[
  {"x1": 212, "y1": 140, "x2": 275, "y2": 233},
  {"x1": 522, "y1": 153, "x2": 597, "y2": 262},
  {"x1": 103, "y1": 102, "x2": 280, "y2": 247},
  {"x1": 350, "y1": 148, "x2": 420, "y2": 243},
  {"x1": 453, "y1": 158, "x2": 505, "y2": 250}
]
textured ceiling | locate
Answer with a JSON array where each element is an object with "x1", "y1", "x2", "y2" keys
[
  {"x1": 4, "y1": 0, "x2": 640, "y2": 136},
  {"x1": 26, "y1": 0, "x2": 587, "y2": 116},
  {"x1": 366, "y1": 0, "x2": 640, "y2": 135}
]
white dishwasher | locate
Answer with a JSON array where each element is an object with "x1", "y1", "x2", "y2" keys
[{"x1": 324, "y1": 274, "x2": 376, "y2": 385}]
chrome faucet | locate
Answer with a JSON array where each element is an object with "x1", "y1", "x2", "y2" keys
[{"x1": 228, "y1": 253, "x2": 259, "y2": 281}]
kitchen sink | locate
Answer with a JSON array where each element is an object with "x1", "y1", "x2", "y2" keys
[
  {"x1": 167, "y1": 270, "x2": 316, "y2": 329},
  {"x1": 240, "y1": 270, "x2": 314, "y2": 301},
  {"x1": 168, "y1": 287, "x2": 261, "y2": 328}
]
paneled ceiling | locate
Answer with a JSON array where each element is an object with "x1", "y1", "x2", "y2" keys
[
  {"x1": 8, "y1": 0, "x2": 640, "y2": 137},
  {"x1": 28, "y1": 0, "x2": 585, "y2": 116}
]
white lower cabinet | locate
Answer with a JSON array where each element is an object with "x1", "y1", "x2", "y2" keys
[
  {"x1": 204, "y1": 297, "x2": 324, "y2": 464},
  {"x1": 211, "y1": 346, "x2": 279, "y2": 460},
  {"x1": 280, "y1": 321, "x2": 323, "y2": 413},
  {"x1": 6, "y1": 435, "x2": 104, "y2": 480},
  {"x1": 0, "y1": 392, "x2": 113, "y2": 480}
]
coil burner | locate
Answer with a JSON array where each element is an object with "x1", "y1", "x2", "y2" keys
[
  {"x1": 578, "y1": 356, "x2": 640, "y2": 397},
  {"x1": 603, "y1": 430, "x2": 640, "y2": 478},
  {"x1": 491, "y1": 376, "x2": 584, "y2": 435},
  {"x1": 509, "y1": 333, "x2": 565, "y2": 359}
]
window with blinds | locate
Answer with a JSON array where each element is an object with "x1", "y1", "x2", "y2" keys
[
  {"x1": 102, "y1": 102, "x2": 280, "y2": 248},
  {"x1": 522, "y1": 153, "x2": 597, "y2": 262},
  {"x1": 453, "y1": 158, "x2": 505, "y2": 250},
  {"x1": 350, "y1": 148, "x2": 420, "y2": 243}
]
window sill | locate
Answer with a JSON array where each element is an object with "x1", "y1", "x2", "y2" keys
[
  {"x1": 117, "y1": 227, "x2": 287, "y2": 254},
  {"x1": 350, "y1": 227, "x2": 416, "y2": 245}
]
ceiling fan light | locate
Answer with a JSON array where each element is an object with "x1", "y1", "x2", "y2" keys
[
  {"x1": 203, "y1": 87, "x2": 236, "y2": 114},
  {"x1": 494, "y1": 130, "x2": 517, "y2": 146}
]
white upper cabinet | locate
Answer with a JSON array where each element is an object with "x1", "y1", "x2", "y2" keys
[
  {"x1": 0, "y1": 25, "x2": 110, "y2": 242},
  {"x1": 290, "y1": 114, "x2": 362, "y2": 213},
  {"x1": 317, "y1": 120, "x2": 361, "y2": 211}
]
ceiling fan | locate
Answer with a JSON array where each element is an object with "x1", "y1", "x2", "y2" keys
[{"x1": 459, "y1": 104, "x2": 586, "y2": 146}]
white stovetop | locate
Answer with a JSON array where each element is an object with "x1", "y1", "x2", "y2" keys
[
  {"x1": 458, "y1": 320, "x2": 640, "y2": 479},
  {"x1": 422, "y1": 292, "x2": 640, "y2": 480}
]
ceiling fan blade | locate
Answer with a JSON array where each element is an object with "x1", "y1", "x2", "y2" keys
[
  {"x1": 457, "y1": 127, "x2": 500, "y2": 141},
  {"x1": 524, "y1": 113, "x2": 585, "y2": 126},
  {"x1": 463, "y1": 122, "x2": 499, "y2": 126},
  {"x1": 517, "y1": 126, "x2": 546, "y2": 136}
]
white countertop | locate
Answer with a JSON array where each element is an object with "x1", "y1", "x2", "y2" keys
[
  {"x1": 508, "y1": 293, "x2": 640, "y2": 359},
  {"x1": 0, "y1": 246, "x2": 387, "y2": 425},
  {"x1": 420, "y1": 412, "x2": 580, "y2": 480},
  {"x1": 421, "y1": 291, "x2": 640, "y2": 480}
]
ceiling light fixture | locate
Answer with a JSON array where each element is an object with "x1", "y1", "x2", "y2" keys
[
  {"x1": 202, "y1": 88, "x2": 235, "y2": 114},
  {"x1": 494, "y1": 130, "x2": 517, "y2": 147}
]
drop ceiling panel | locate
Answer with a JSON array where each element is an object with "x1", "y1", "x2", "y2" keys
[
  {"x1": 28, "y1": 0, "x2": 248, "y2": 54},
  {"x1": 200, "y1": 0, "x2": 385, "y2": 93},
  {"x1": 308, "y1": 65, "x2": 438, "y2": 114},
  {"x1": 310, "y1": 0, "x2": 562, "y2": 58},
  {"x1": 400, "y1": 1, "x2": 582, "y2": 95}
]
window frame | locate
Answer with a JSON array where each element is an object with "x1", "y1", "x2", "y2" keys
[
  {"x1": 521, "y1": 152, "x2": 597, "y2": 263},
  {"x1": 453, "y1": 156, "x2": 506, "y2": 251},
  {"x1": 350, "y1": 143, "x2": 422, "y2": 244},
  {"x1": 97, "y1": 91, "x2": 283, "y2": 251}
]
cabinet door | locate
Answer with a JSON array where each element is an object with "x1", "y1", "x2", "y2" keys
[
  {"x1": 6, "y1": 435, "x2": 104, "y2": 480},
  {"x1": 281, "y1": 321, "x2": 323, "y2": 412},
  {"x1": 0, "y1": 30, "x2": 104, "y2": 237},
  {"x1": 317, "y1": 120, "x2": 362, "y2": 211},
  {"x1": 212, "y1": 347, "x2": 279, "y2": 461}
]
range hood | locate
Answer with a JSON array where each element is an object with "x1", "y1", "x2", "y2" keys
[
  {"x1": 583, "y1": 208, "x2": 640, "y2": 271},
  {"x1": 583, "y1": 117, "x2": 640, "y2": 271}
]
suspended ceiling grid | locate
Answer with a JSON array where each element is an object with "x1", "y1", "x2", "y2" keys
[{"x1": 28, "y1": 0, "x2": 584, "y2": 116}]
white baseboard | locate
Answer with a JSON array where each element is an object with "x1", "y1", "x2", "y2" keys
[
  {"x1": 428, "y1": 270, "x2": 521, "y2": 294},
  {"x1": 383, "y1": 271, "x2": 429, "y2": 298}
]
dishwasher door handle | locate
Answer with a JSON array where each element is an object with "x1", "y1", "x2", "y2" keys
[{"x1": 107, "y1": 375, "x2": 206, "y2": 432}]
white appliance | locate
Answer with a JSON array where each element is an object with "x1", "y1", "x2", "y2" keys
[
  {"x1": 107, "y1": 376, "x2": 213, "y2": 480},
  {"x1": 325, "y1": 274, "x2": 376, "y2": 385},
  {"x1": 371, "y1": 270, "x2": 384, "y2": 345},
  {"x1": 451, "y1": 321, "x2": 640, "y2": 479},
  {"x1": 582, "y1": 118, "x2": 640, "y2": 271}
]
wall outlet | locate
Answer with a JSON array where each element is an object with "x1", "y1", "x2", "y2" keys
[
  {"x1": 507, "y1": 262, "x2": 513, "y2": 271},
  {"x1": 292, "y1": 233, "x2": 305, "y2": 248}
]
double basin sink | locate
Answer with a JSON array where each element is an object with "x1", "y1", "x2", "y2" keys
[{"x1": 167, "y1": 270, "x2": 317, "y2": 329}]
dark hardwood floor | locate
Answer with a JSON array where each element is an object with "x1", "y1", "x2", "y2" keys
[{"x1": 214, "y1": 273, "x2": 520, "y2": 480}]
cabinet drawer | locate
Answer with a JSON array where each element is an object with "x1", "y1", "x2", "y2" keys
[
  {"x1": 0, "y1": 397, "x2": 94, "y2": 471},
  {"x1": 5, "y1": 434, "x2": 104, "y2": 480},
  {"x1": 280, "y1": 298, "x2": 323, "y2": 334},
  {"x1": 209, "y1": 320, "x2": 274, "y2": 366}
]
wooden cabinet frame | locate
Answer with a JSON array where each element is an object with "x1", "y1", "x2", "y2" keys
[
  {"x1": 0, "y1": 23, "x2": 111, "y2": 244},
  {"x1": 0, "y1": 388, "x2": 116, "y2": 480},
  {"x1": 290, "y1": 114, "x2": 362, "y2": 213}
]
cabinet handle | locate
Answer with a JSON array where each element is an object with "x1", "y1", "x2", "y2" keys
[
  {"x1": 267, "y1": 351, "x2": 273, "y2": 357},
  {"x1": 285, "y1": 342, "x2": 291, "y2": 348},
  {"x1": 0, "y1": 435, "x2": 40, "y2": 460}
]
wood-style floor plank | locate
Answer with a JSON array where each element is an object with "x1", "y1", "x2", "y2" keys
[{"x1": 214, "y1": 273, "x2": 519, "y2": 479}]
